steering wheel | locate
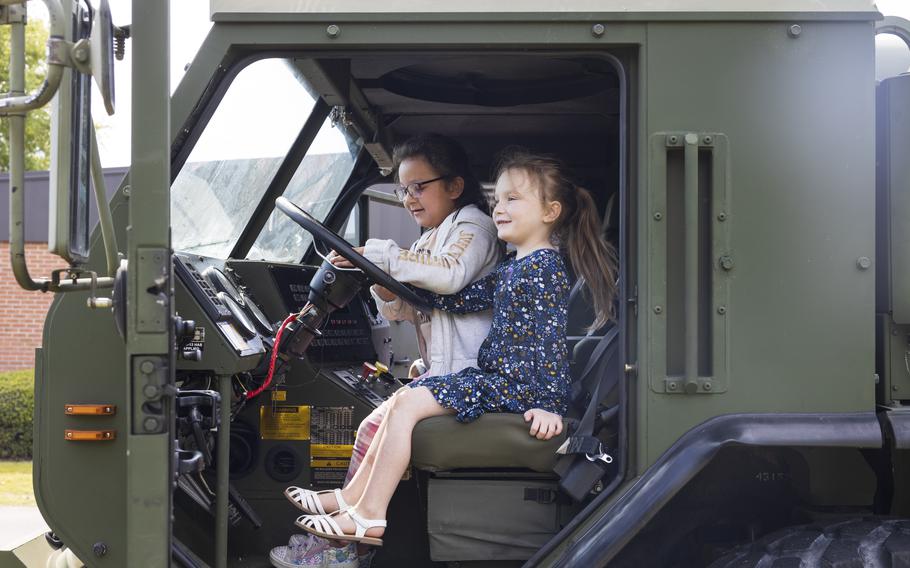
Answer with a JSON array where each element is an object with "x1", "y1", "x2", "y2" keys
[{"x1": 275, "y1": 196, "x2": 433, "y2": 313}]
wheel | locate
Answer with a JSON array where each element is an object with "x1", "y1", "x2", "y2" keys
[
  {"x1": 274, "y1": 196, "x2": 432, "y2": 312},
  {"x1": 709, "y1": 517, "x2": 910, "y2": 568}
]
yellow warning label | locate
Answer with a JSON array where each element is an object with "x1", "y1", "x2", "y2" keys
[
  {"x1": 271, "y1": 390, "x2": 287, "y2": 402},
  {"x1": 259, "y1": 405, "x2": 311, "y2": 440},
  {"x1": 310, "y1": 459, "x2": 351, "y2": 468},
  {"x1": 311, "y1": 444, "x2": 354, "y2": 458}
]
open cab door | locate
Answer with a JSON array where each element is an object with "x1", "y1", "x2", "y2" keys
[
  {"x1": 876, "y1": 18, "x2": 910, "y2": 405},
  {"x1": 33, "y1": 1, "x2": 174, "y2": 566}
]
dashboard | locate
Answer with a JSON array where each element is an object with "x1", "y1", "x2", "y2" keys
[
  {"x1": 170, "y1": 249, "x2": 416, "y2": 555},
  {"x1": 173, "y1": 252, "x2": 394, "y2": 380},
  {"x1": 173, "y1": 254, "x2": 268, "y2": 360}
]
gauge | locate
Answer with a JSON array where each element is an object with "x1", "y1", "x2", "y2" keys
[
  {"x1": 217, "y1": 292, "x2": 257, "y2": 338},
  {"x1": 242, "y1": 291, "x2": 274, "y2": 335},
  {"x1": 204, "y1": 267, "x2": 244, "y2": 306}
]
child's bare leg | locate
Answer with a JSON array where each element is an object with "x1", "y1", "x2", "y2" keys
[{"x1": 321, "y1": 387, "x2": 449, "y2": 539}]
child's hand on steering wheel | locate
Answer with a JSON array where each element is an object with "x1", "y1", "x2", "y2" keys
[
  {"x1": 327, "y1": 250, "x2": 398, "y2": 301},
  {"x1": 371, "y1": 285, "x2": 398, "y2": 302},
  {"x1": 328, "y1": 247, "x2": 365, "y2": 269},
  {"x1": 524, "y1": 408, "x2": 563, "y2": 440}
]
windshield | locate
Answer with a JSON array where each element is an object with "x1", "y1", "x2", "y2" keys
[
  {"x1": 171, "y1": 58, "x2": 359, "y2": 259},
  {"x1": 246, "y1": 116, "x2": 360, "y2": 262}
]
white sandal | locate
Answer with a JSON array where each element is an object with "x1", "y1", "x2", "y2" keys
[
  {"x1": 295, "y1": 509, "x2": 386, "y2": 547},
  {"x1": 284, "y1": 487, "x2": 350, "y2": 515}
]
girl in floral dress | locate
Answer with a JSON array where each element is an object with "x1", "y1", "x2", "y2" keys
[{"x1": 293, "y1": 150, "x2": 618, "y2": 546}]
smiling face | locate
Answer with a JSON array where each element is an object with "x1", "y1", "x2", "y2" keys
[
  {"x1": 492, "y1": 168, "x2": 562, "y2": 256},
  {"x1": 397, "y1": 157, "x2": 464, "y2": 229}
]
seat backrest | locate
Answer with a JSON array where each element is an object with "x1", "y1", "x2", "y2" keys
[
  {"x1": 566, "y1": 277, "x2": 614, "y2": 380},
  {"x1": 567, "y1": 323, "x2": 618, "y2": 413}
]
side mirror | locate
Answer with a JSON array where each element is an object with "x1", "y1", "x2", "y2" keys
[
  {"x1": 68, "y1": 0, "x2": 115, "y2": 114},
  {"x1": 48, "y1": 0, "x2": 117, "y2": 263},
  {"x1": 89, "y1": 0, "x2": 114, "y2": 115},
  {"x1": 49, "y1": 0, "x2": 92, "y2": 263}
]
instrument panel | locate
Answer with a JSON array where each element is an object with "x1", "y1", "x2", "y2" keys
[
  {"x1": 173, "y1": 253, "x2": 269, "y2": 361},
  {"x1": 267, "y1": 263, "x2": 392, "y2": 366},
  {"x1": 173, "y1": 253, "x2": 392, "y2": 373}
]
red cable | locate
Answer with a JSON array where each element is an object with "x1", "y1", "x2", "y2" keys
[{"x1": 246, "y1": 312, "x2": 299, "y2": 400}]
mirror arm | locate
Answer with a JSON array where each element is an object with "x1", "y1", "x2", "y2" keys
[
  {"x1": 0, "y1": 0, "x2": 66, "y2": 115},
  {"x1": 90, "y1": 128, "x2": 120, "y2": 277},
  {"x1": 7, "y1": 8, "x2": 49, "y2": 291},
  {"x1": 6, "y1": 0, "x2": 116, "y2": 292},
  {"x1": 876, "y1": 16, "x2": 910, "y2": 51}
]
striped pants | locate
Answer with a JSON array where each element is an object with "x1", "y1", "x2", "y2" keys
[
  {"x1": 343, "y1": 402, "x2": 387, "y2": 486},
  {"x1": 343, "y1": 372, "x2": 428, "y2": 486}
]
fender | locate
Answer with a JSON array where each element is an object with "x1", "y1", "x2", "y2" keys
[{"x1": 527, "y1": 412, "x2": 883, "y2": 567}]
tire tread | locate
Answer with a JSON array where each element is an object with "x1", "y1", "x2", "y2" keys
[{"x1": 709, "y1": 518, "x2": 910, "y2": 568}]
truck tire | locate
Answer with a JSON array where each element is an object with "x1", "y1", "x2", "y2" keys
[{"x1": 708, "y1": 518, "x2": 910, "y2": 567}]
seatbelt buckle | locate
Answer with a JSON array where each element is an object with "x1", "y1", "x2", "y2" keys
[
  {"x1": 555, "y1": 441, "x2": 618, "y2": 502},
  {"x1": 556, "y1": 435, "x2": 603, "y2": 456},
  {"x1": 585, "y1": 443, "x2": 614, "y2": 465}
]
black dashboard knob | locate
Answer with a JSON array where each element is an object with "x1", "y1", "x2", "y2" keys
[{"x1": 181, "y1": 348, "x2": 203, "y2": 361}]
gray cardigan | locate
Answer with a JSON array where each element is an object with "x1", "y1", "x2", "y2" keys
[{"x1": 363, "y1": 204, "x2": 501, "y2": 376}]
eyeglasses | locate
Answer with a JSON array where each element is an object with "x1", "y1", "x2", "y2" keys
[{"x1": 393, "y1": 175, "x2": 450, "y2": 202}]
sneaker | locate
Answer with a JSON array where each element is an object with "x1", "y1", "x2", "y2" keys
[
  {"x1": 269, "y1": 534, "x2": 358, "y2": 568},
  {"x1": 357, "y1": 549, "x2": 376, "y2": 568}
]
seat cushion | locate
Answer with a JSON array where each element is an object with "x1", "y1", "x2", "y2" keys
[{"x1": 411, "y1": 413, "x2": 566, "y2": 473}]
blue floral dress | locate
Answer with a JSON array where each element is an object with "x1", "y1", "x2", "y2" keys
[{"x1": 408, "y1": 248, "x2": 571, "y2": 422}]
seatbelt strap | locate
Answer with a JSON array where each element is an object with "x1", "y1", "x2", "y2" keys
[
  {"x1": 557, "y1": 326, "x2": 620, "y2": 456},
  {"x1": 576, "y1": 326, "x2": 619, "y2": 431},
  {"x1": 554, "y1": 326, "x2": 621, "y2": 500}
]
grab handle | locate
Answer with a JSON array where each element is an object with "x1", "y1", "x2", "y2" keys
[
  {"x1": 647, "y1": 132, "x2": 731, "y2": 396},
  {"x1": 683, "y1": 134, "x2": 700, "y2": 394}
]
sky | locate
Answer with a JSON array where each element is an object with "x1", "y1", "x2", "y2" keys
[{"x1": 25, "y1": 0, "x2": 910, "y2": 168}]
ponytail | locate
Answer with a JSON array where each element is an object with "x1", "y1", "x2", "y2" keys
[
  {"x1": 496, "y1": 149, "x2": 618, "y2": 331},
  {"x1": 564, "y1": 187, "x2": 618, "y2": 332}
]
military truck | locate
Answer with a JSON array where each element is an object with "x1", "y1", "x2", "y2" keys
[{"x1": 2, "y1": 0, "x2": 910, "y2": 566}]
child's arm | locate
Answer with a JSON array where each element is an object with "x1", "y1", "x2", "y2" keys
[
  {"x1": 363, "y1": 221, "x2": 500, "y2": 294},
  {"x1": 524, "y1": 408, "x2": 564, "y2": 440},
  {"x1": 370, "y1": 287, "x2": 420, "y2": 324},
  {"x1": 408, "y1": 269, "x2": 499, "y2": 314}
]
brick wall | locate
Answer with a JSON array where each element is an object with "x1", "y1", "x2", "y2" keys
[{"x1": 0, "y1": 242, "x2": 68, "y2": 371}]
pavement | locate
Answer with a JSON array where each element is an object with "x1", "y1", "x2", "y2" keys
[{"x1": 0, "y1": 506, "x2": 48, "y2": 551}]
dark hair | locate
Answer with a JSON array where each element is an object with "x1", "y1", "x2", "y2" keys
[
  {"x1": 392, "y1": 133, "x2": 490, "y2": 215},
  {"x1": 496, "y1": 149, "x2": 618, "y2": 331}
]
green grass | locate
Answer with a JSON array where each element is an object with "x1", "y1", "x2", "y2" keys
[
  {"x1": 0, "y1": 369, "x2": 34, "y2": 460},
  {"x1": 0, "y1": 461, "x2": 34, "y2": 506},
  {"x1": 0, "y1": 370, "x2": 36, "y2": 506}
]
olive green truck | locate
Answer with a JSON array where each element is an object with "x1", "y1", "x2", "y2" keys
[{"x1": 2, "y1": 0, "x2": 910, "y2": 566}]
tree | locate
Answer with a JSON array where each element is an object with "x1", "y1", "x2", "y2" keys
[{"x1": 0, "y1": 17, "x2": 51, "y2": 172}]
